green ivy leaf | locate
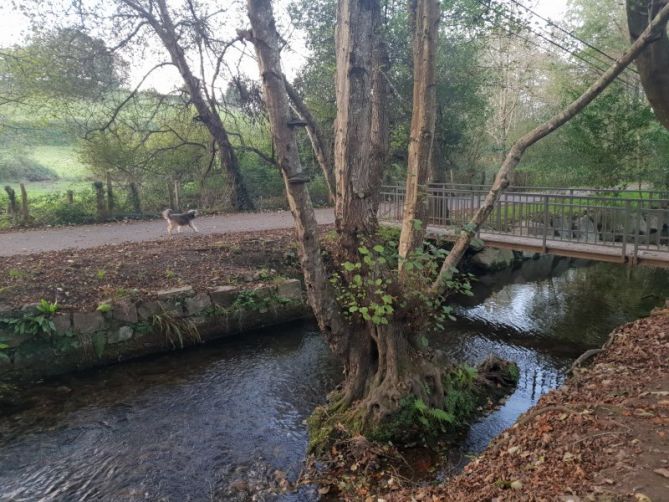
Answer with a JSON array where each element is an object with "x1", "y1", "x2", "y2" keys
[
  {"x1": 373, "y1": 244, "x2": 385, "y2": 253},
  {"x1": 358, "y1": 246, "x2": 369, "y2": 255},
  {"x1": 412, "y1": 219, "x2": 423, "y2": 231}
]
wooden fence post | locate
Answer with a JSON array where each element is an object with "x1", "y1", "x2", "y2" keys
[
  {"x1": 4, "y1": 186, "x2": 18, "y2": 224},
  {"x1": 93, "y1": 181, "x2": 107, "y2": 221},
  {"x1": 19, "y1": 183, "x2": 30, "y2": 225},
  {"x1": 106, "y1": 173, "x2": 114, "y2": 215}
]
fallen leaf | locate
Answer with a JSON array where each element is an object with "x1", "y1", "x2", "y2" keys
[{"x1": 653, "y1": 467, "x2": 669, "y2": 479}]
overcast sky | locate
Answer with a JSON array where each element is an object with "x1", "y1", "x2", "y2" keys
[{"x1": 0, "y1": 0, "x2": 569, "y2": 93}]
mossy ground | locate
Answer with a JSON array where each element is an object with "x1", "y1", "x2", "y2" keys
[{"x1": 303, "y1": 359, "x2": 520, "y2": 498}]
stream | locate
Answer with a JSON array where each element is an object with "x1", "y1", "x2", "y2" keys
[{"x1": 1, "y1": 255, "x2": 668, "y2": 501}]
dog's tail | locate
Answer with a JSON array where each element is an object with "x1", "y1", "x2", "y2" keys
[{"x1": 162, "y1": 209, "x2": 173, "y2": 221}]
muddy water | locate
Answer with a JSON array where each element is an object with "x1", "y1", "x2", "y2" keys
[{"x1": 1, "y1": 257, "x2": 668, "y2": 501}]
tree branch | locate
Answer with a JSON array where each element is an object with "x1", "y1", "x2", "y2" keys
[{"x1": 431, "y1": 0, "x2": 669, "y2": 295}]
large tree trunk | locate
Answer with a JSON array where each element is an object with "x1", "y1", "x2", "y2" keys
[
  {"x1": 333, "y1": 0, "x2": 382, "y2": 255},
  {"x1": 627, "y1": 0, "x2": 669, "y2": 129},
  {"x1": 123, "y1": 0, "x2": 254, "y2": 211},
  {"x1": 398, "y1": 0, "x2": 439, "y2": 272},
  {"x1": 432, "y1": 1, "x2": 669, "y2": 294},
  {"x1": 247, "y1": 0, "x2": 445, "y2": 431}
]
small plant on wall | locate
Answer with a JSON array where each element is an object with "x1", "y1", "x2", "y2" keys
[{"x1": 0, "y1": 299, "x2": 59, "y2": 337}]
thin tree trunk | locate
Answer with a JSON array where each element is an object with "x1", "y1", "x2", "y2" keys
[
  {"x1": 285, "y1": 81, "x2": 336, "y2": 201},
  {"x1": 244, "y1": 0, "x2": 348, "y2": 356},
  {"x1": 431, "y1": 1, "x2": 669, "y2": 294},
  {"x1": 123, "y1": 0, "x2": 254, "y2": 211},
  {"x1": 174, "y1": 179, "x2": 180, "y2": 210},
  {"x1": 398, "y1": 0, "x2": 439, "y2": 273},
  {"x1": 627, "y1": 0, "x2": 669, "y2": 129}
]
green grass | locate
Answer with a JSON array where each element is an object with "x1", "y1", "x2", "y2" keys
[
  {"x1": 1, "y1": 180, "x2": 90, "y2": 196},
  {"x1": 31, "y1": 145, "x2": 89, "y2": 179}
]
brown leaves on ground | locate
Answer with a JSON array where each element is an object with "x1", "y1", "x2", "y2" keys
[
  {"x1": 0, "y1": 229, "x2": 305, "y2": 311},
  {"x1": 388, "y1": 305, "x2": 669, "y2": 501}
]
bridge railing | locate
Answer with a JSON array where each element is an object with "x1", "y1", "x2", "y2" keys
[{"x1": 378, "y1": 185, "x2": 669, "y2": 260}]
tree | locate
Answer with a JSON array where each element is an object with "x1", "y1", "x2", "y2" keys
[
  {"x1": 248, "y1": 0, "x2": 669, "y2": 447},
  {"x1": 627, "y1": 0, "x2": 669, "y2": 129},
  {"x1": 245, "y1": 0, "x2": 473, "y2": 439},
  {"x1": 14, "y1": 0, "x2": 255, "y2": 211},
  {"x1": 434, "y1": 0, "x2": 669, "y2": 286}
]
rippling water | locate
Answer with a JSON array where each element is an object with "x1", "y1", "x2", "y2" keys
[{"x1": 1, "y1": 257, "x2": 668, "y2": 500}]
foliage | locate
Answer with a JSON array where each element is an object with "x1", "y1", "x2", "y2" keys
[
  {"x1": 0, "y1": 299, "x2": 59, "y2": 337},
  {"x1": 330, "y1": 228, "x2": 473, "y2": 338},
  {"x1": 150, "y1": 309, "x2": 201, "y2": 350}
]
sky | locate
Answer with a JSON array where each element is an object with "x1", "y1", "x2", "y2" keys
[{"x1": 0, "y1": 0, "x2": 569, "y2": 94}]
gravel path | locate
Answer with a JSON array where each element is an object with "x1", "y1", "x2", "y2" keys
[{"x1": 0, "y1": 209, "x2": 335, "y2": 257}]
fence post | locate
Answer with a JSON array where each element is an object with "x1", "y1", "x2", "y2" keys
[
  {"x1": 633, "y1": 200, "x2": 640, "y2": 264},
  {"x1": 542, "y1": 196, "x2": 549, "y2": 253},
  {"x1": 622, "y1": 199, "x2": 630, "y2": 262},
  {"x1": 106, "y1": 173, "x2": 114, "y2": 215},
  {"x1": 66, "y1": 190, "x2": 74, "y2": 204},
  {"x1": 19, "y1": 183, "x2": 30, "y2": 225},
  {"x1": 93, "y1": 181, "x2": 107, "y2": 222},
  {"x1": 4, "y1": 185, "x2": 17, "y2": 223}
]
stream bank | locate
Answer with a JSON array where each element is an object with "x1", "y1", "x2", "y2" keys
[{"x1": 391, "y1": 302, "x2": 669, "y2": 501}]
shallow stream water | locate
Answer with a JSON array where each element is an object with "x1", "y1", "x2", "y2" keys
[{"x1": 1, "y1": 256, "x2": 668, "y2": 501}]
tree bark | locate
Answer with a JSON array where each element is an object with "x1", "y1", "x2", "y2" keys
[
  {"x1": 284, "y1": 81, "x2": 336, "y2": 201},
  {"x1": 333, "y1": 0, "x2": 381, "y2": 256},
  {"x1": 627, "y1": 0, "x2": 669, "y2": 129},
  {"x1": 121, "y1": 0, "x2": 254, "y2": 211},
  {"x1": 431, "y1": 1, "x2": 669, "y2": 294},
  {"x1": 370, "y1": 34, "x2": 390, "y2": 217},
  {"x1": 398, "y1": 0, "x2": 439, "y2": 274},
  {"x1": 243, "y1": 0, "x2": 348, "y2": 357},
  {"x1": 246, "y1": 0, "x2": 436, "y2": 423}
]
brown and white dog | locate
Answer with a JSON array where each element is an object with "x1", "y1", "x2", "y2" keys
[{"x1": 162, "y1": 209, "x2": 199, "y2": 235}]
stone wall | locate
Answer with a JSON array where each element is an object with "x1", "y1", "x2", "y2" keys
[{"x1": 0, "y1": 279, "x2": 308, "y2": 382}]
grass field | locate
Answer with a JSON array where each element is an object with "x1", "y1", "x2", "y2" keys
[
  {"x1": 31, "y1": 145, "x2": 89, "y2": 179},
  {"x1": 2, "y1": 180, "x2": 91, "y2": 196}
]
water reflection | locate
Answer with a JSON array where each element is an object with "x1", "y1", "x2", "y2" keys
[{"x1": 0, "y1": 259, "x2": 667, "y2": 500}]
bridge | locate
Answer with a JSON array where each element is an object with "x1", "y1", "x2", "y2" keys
[{"x1": 379, "y1": 184, "x2": 669, "y2": 267}]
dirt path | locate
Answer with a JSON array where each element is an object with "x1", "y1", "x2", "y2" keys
[{"x1": 0, "y1": 209, "x2": 335, "y2": 257}]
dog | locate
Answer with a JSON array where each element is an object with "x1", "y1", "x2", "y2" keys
[{"x1": 162, "y1": 209, "x2": 199, "y2": 235}]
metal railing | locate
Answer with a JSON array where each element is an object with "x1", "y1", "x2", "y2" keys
[{"x1": 378, "y1": 184, "x2": 669, "y2": 263}]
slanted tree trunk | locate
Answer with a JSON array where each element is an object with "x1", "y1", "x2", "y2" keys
[
  {"x1": 398, "y1": 0, "x2": 439, "y2": 273},
  {"x1": 121, "y1": 0, "x2": 254, "y2": 211},
  {"x1": 432, "y1": 1, "x2": 669, "y2": 294},
  {"x1": 285, "y1": 81, "x2": 336, "y2": 202},
  {"x1": 627, "y1": 0, "x2": 669, "y2": 129},
  {"x1": 243, "y1": 0, "x2": 348, "y2": 359}
]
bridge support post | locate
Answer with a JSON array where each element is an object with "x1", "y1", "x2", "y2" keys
[{"x1": 542, "y1": 196, "x2": 549, "y2": 253}]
